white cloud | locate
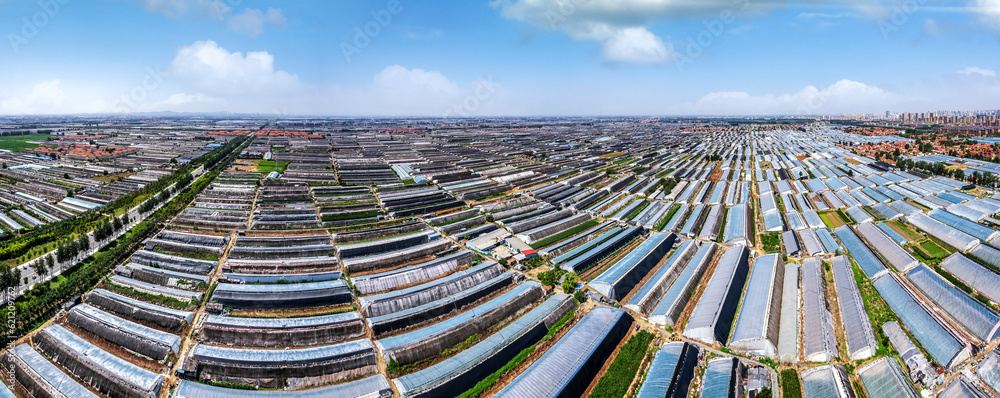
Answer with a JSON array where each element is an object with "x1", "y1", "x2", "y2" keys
[
  {"x1": 166, "y1": 40, "x2": 304, "y2": 95},
  {"x1": 972, "y1": 0, "x2": 1000, "y2": 30},
  {"x1": 227, "y1": 8, "x2": 287, "y2": 38},
  {"x1": 666, "y1": 79, "x2": 892, "y2": 115},
  {"x1": 958, "y1": 66, "x2": 997, "y2": 78},
  {"x1": 138, "y1": 0, "x2": 229, "y2": 21},
  {"x1": 601, "y1": 27, "x2": 673, "y2": 64},
  {"x1": 138, "y1": 0, "x2": 285, "y2": 36},
  {"x1": 492, "y1": 0, "x2": 942, "y2": 64},
  {"x1": 0, "y1": 80, "x2": 67, "y2": 114},
  {"x1": 148, "y1": 93, "x2": 225, "y2": 111}
]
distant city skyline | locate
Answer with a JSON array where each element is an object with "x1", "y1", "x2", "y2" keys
[{"x1": 0, "y1": 0, "x2": 998, "y2": 116}]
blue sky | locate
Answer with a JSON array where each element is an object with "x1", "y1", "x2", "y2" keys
[{"x1": 0, "y1": 0, "x2": 998, "y2": 116}]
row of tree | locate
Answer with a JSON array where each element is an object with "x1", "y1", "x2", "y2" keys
[{"x1": 1, "y1": 135, "x2": 250, "y2": 338}]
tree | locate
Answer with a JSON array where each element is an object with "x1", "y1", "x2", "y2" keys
[
  {"x1": 561, "y1": 272, "x2": 578, "y2": 293},
  {"x1": 954, "y1": 169, "x2": 965, "y2": 181},
  {"x1": 77, "y1": 235, "x2": 90, "y2": 252},
  {"x1": 66, "y1": 189, "x2": 74, "y2": 197},
  {"x1": 538, "y1": 270, "x2": 559, "y2": 287}
]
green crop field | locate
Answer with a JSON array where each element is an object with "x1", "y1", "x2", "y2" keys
[{"x1": 0, "y1": 134, "x2": 51, "y2": 152}]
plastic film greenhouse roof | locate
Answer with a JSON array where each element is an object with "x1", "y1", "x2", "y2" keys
[
  {"x1": 907, "y1": 213, "x2": 980, "y2": 252},
  {"x1": 801, "y1": 365, "x2": 854, "y2": 398},
  {"x1": 854, "y1": 222, "x2": 918, "y2": 272},
  {"x1": 904, "y1": 264, "x2": 1000, "y2": 343},
  {"x1": 72, "y1": 303, "x2": 181, "y2": 353},
  {"x1": 683, "y1": 245, "x2": 749, "y2": 344},
  {"x1": 377, "y1": 281, "x2": 542, "y2": 351},
  {"x1": 939, "y1": 376, "x2": 990, "y2": 398},
  {"x1": 89, "y1": 288, "x2": 195, "y2": 323},
  {"x1": 929, "y1": 209, "x2": 999, "y2": 242},
  {"x1": 11, "y1": 344, "x2": 99, "y2": 398},
  {"x1": 830, "y1": 256, "x2": 877, "y2": 360},
  {"x1": 204, "y1": 311, "x2": 361, "y2": 330},
  {"x1": 635, "y1": 342, "x2": 695, "y2": 398},
  {"x1": 626, "y1": 239, "x2": 698, "y2": 312},
  {"x1": 194, "y1": 338, "x2": 374, "y2": 366},
  {"x1": 871, "y1": 273, "x2": 967, "y2": 368},
  {"x1": 801, "y1": 259, "x2": 837, "y2": 363},
  {"x1": 729, "y1": 254, "x2": 784, "y2": 356},
  {"x1": 394, "y1": 294, "x2": 572, "y2": 397},
  {"x1": 833, "y1": 226, "x2": 885, "y2": 278},
  {"x1": 173, "y1": 375, "x2": 391, "y2": 398},
  {"x1": 496, "y1": 306, "x2": 629, "y2": 397},
  {"x1": 777, "y1": 263, "x2": 799, "y2": 363},
  {"x1": 857, "y1": 357, "x2": 918, "y2": 398},
  {"x1": 590, "y1": 232, "x2": 674, "y2": 290},
  {"x1": 723, "y1": 203, "x2": 749, "y2": 245},
  {"x1": 649, "y1": 243, "x2": 716, "y2": 326},
  {"x1": 41, "y1": 324, "x2": 163, "y2": 391},
  {"x1": 941, "y1": 253, "x2": 1000, "y2": 307},
  {"x1": 977, "y1": 351, "x2": 1000, "y2": 395},
  {"x1": 701, "y1": 358, "x2": 739, "y2": 398}
]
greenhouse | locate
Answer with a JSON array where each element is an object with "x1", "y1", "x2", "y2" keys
[
  {"x1": 84, "y1": 288, "x2": 194, "y2": 332},
  {"x1": 700, "y1": 357, "x2": 742, "y2": 398},
  {"x1": 625, "y1": 239, "x2": 698, "y2": 314},
  {"x1": 648, "y1": 242, "x2": 717, "y2": 326},
  {"x1": 833, "y1": 225, "x2": 886, "y2": 278},
  {"x1": 941, "y1": 253, "x2": 1000, "y2": 304},
  {"x1": 907, "y1": 213, "x2": 980, "y2": 252},
  {"x1": 635, "y1": 342, "x2": 699, "y2": 398},
  {"x1": 200, "y1": 312, "x2": 366, "y2": 347},
  {"x1": 976, "y1": 351, "x2": 1000, "y2": 395},
  {"x1": 350, "y1": 251, "x2": 474, "y2": 295},
  {"x1": 5, "y1": 343, "x2": 98, "y2": 398},
  {"x1": 211, "y1": 280, "x2": 353, "y2": 309},
  {"x1": 376, "y1": 282, "x2": 543, "y2": 365},
  {"x1": 173, "y1": 375, "x2": 392, "y2": 398},
  {"x1": 189, "y1": 339, "x2": 378, "y2": 390},
  {"x1": 34, "y1": 324, "x2": 163, "y2": 398},
  {"x1": 829, "y1": 256, "x2": 877, "y2": 360},
  {"x1": 800, "y1": 365, "x2": 854, "y2": 398},
  {"x1": 776, "y1": 262, "x2": 799, "y2": 364},
  {"x1": 801, "y1": 258, "x2": 837, "y2": 363},
  {"x1": 844, "y1": 206, "x2": 873, "y2": 224},
  {"x1": 857, "y1": 357, "x2": 918, "y2": 398},
  {"x1": 871, "y1": 273, "x2": 970, "y2": 368},
  {"x1": 729, "y1": 254, "x2": 785, "y2": 358},
  {"x1": 559, "y1": 225, "x2": 642, "y2": 273},
  {"x1": 683, "y1": 245, "x2": 750, "y2": 345},
  {"x1": 392, "y1": 294, "x2": 575, "y2": 398},
  {"x1": 938, "y1": 376, "x2": 991, "y2": 398},
  {"x1": 496, "y1": 306, "x2": 632, "y2": 398},
  {"x1": 854, "y1": 222, "x2": 918, "y2": 272},
  {"x1": 367, "y1": 270, "x2": 517, "y2": 336},
  {"x1": 359, "y1": 262, "x2": 506, "y2": 318},
  {"x1": 928, "y1": 208, "x2": 1000, "y2": 243},
  {"x1": 67, "y1": 303, "x2": 181, "y2": 361},
  {"x1": 722, "y1": 203, "x2": 751, "y2": 246},
  {"x1": 590, "y1": 232, "x2": 677, "y2": 301},
  {"x1": 904, "y1": 264, "x2": 1000, "y2": 343},
  {"x1": 882, "y1": 321, "x2": 934, "y2": 386}
]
